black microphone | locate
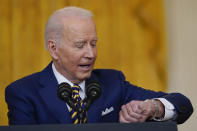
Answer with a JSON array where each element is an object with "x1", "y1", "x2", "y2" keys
[
  {"x1": 84, "y1": 81, "x2": 101, "y2": 111},
  {"x1": 57, "y1": 82, "x2": 78, "y2": 111}
]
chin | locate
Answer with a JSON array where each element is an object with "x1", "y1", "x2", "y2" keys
[{"x1": 78, "y1": 72, "x2": 92, "y2": 82}]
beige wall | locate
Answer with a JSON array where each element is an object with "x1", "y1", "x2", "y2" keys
[{"x1": 165, "y1": 0, "x2": 197, "y2": 130}]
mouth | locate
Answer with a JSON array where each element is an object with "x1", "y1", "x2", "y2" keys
[{"x1": 78, "y1": 63, "x2": 93, "y2": 71}]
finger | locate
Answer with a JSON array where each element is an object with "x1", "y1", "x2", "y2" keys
[
  {"x1": 121, "y1": 105, "x2": 139, "y2": 122},
  {"x1": 129, "y1": 101, "x2": 143, "y2": 114},
  {"x1": 125, "y1": 103, "x2": 142, "y2": 119},
  {"x1": 120, "y1": 110, "x2": 140, "y2": 123},
  {"x1": 138, "y1": 115, "x2": 148, "y2": 122},
  {"x1": 130, "y1": 100, "x2": 153, "y2": 121},
  {"x1": 139, "y1": 101, "x2": 154, "y2": 116},
  {"x1": 139, "y1": 101, "x2": 148, "y2": 113},
  {"x1": 119, "y1": 111, "x2": 130, "y2": 123}
]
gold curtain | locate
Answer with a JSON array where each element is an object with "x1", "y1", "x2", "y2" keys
[{"x1": 0, "y1": 0, "x2": 167, "y2": 125}]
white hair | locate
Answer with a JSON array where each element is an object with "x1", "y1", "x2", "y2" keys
[{"x1": 44, "y1": 6, "x2": 93, "y2": 49}]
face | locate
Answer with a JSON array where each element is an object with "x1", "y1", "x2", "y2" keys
[{"x1": 48, "y1": 17, "x2": 97, "y2": 84}]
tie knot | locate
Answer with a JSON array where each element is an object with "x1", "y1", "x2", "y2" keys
[{"x1": 72, "y1": 84, "x2": 80, "y2": 94}]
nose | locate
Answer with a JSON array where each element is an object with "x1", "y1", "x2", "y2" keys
[{"x1": 84, "y1": 44, "x2": 96, "y2": 59}]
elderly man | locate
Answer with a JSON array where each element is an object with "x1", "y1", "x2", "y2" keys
[{"x1": 5, "y1": 7, "x2": 193, "y2": 125}]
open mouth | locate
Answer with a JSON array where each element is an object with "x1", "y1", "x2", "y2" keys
[{"x1": 78, "y1": 64, "x2": 92, "y2": 70}]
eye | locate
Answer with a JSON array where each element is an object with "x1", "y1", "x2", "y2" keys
[
  {"x1": 90, "y1": 40, "x2": 97, "y2": 48},
  {"x1": 75, "y1": 41, "x2": 86, "y2": 49}
]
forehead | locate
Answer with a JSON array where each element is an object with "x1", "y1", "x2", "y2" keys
[{"x1": 62, "y1": 17, "x2": 97, "y2": 41}]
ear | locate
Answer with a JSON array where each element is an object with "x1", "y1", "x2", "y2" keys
[{"x1": 47, "y1": 39, "x2": 59, "y2": 60}]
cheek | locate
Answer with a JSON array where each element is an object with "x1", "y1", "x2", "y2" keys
[
  {"x1": 57, "y1": 48, "x2": 75, "y2": 63},
  {"x1": 94, "y1": 47, "x2": 97, "y2": 55},
  {"x1": 94, "y1": 50, "x2": 97, "y2": 58},
  {"x1": 64, "y1": 54, "x2": 81, "y2": 66}
]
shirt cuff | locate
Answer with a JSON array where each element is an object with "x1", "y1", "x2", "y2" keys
[{"x1": 154, "y1": 98, "x2": 176, "y2": 121}]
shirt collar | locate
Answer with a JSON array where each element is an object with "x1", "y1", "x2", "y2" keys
[{"x1": 52, "y1": 63, "x2": 85, "y2": 92}]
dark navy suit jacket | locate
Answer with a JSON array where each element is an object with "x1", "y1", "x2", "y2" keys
[{"x1": 5, "y1": 63, "x2": 193, "y2": 125}]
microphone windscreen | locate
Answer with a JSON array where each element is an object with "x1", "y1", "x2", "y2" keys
[
  {"x1": 86, "y1": 81, "x2": 101, "y2": 99},
  {"x1": 57, "y1": 82, "x2": 72, "y2": 102}
]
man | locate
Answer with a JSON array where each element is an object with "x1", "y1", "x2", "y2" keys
[{"x1": 5, "y1": 7, "x2": 193, "y2": 125}]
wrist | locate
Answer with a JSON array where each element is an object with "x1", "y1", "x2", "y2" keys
[
  {"x1": 145, "y1": 99, "x2": 165, "y2": 119},
  {"x1": 144, "y1": 99, "x2": 165, "y2": 120},
  {"x1": 152, "y1": 99, "x2": 165, "y2": 119},
  {"x1": 155, "y1": 99, "x2": 165, "y2": 118}
]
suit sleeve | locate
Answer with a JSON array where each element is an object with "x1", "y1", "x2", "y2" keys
[
  {"x1": 5, "y1": 85, "x2": 37, "y2": 125},
  {"x1": 118, "y1": 71, "x2": 193, "y2": 124}
]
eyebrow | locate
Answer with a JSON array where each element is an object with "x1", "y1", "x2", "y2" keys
[{"x1": 74, "y1": 38, "x2": 98, "y2": 42}]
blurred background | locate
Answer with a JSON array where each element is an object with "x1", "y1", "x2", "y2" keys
[{"x1": 0, "y1": 0, "x2": 196, "y2": 130}]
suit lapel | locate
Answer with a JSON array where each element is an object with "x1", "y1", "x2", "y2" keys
[{"x1": 38, "y1": 63, "x2": 72, "y2": 124}]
